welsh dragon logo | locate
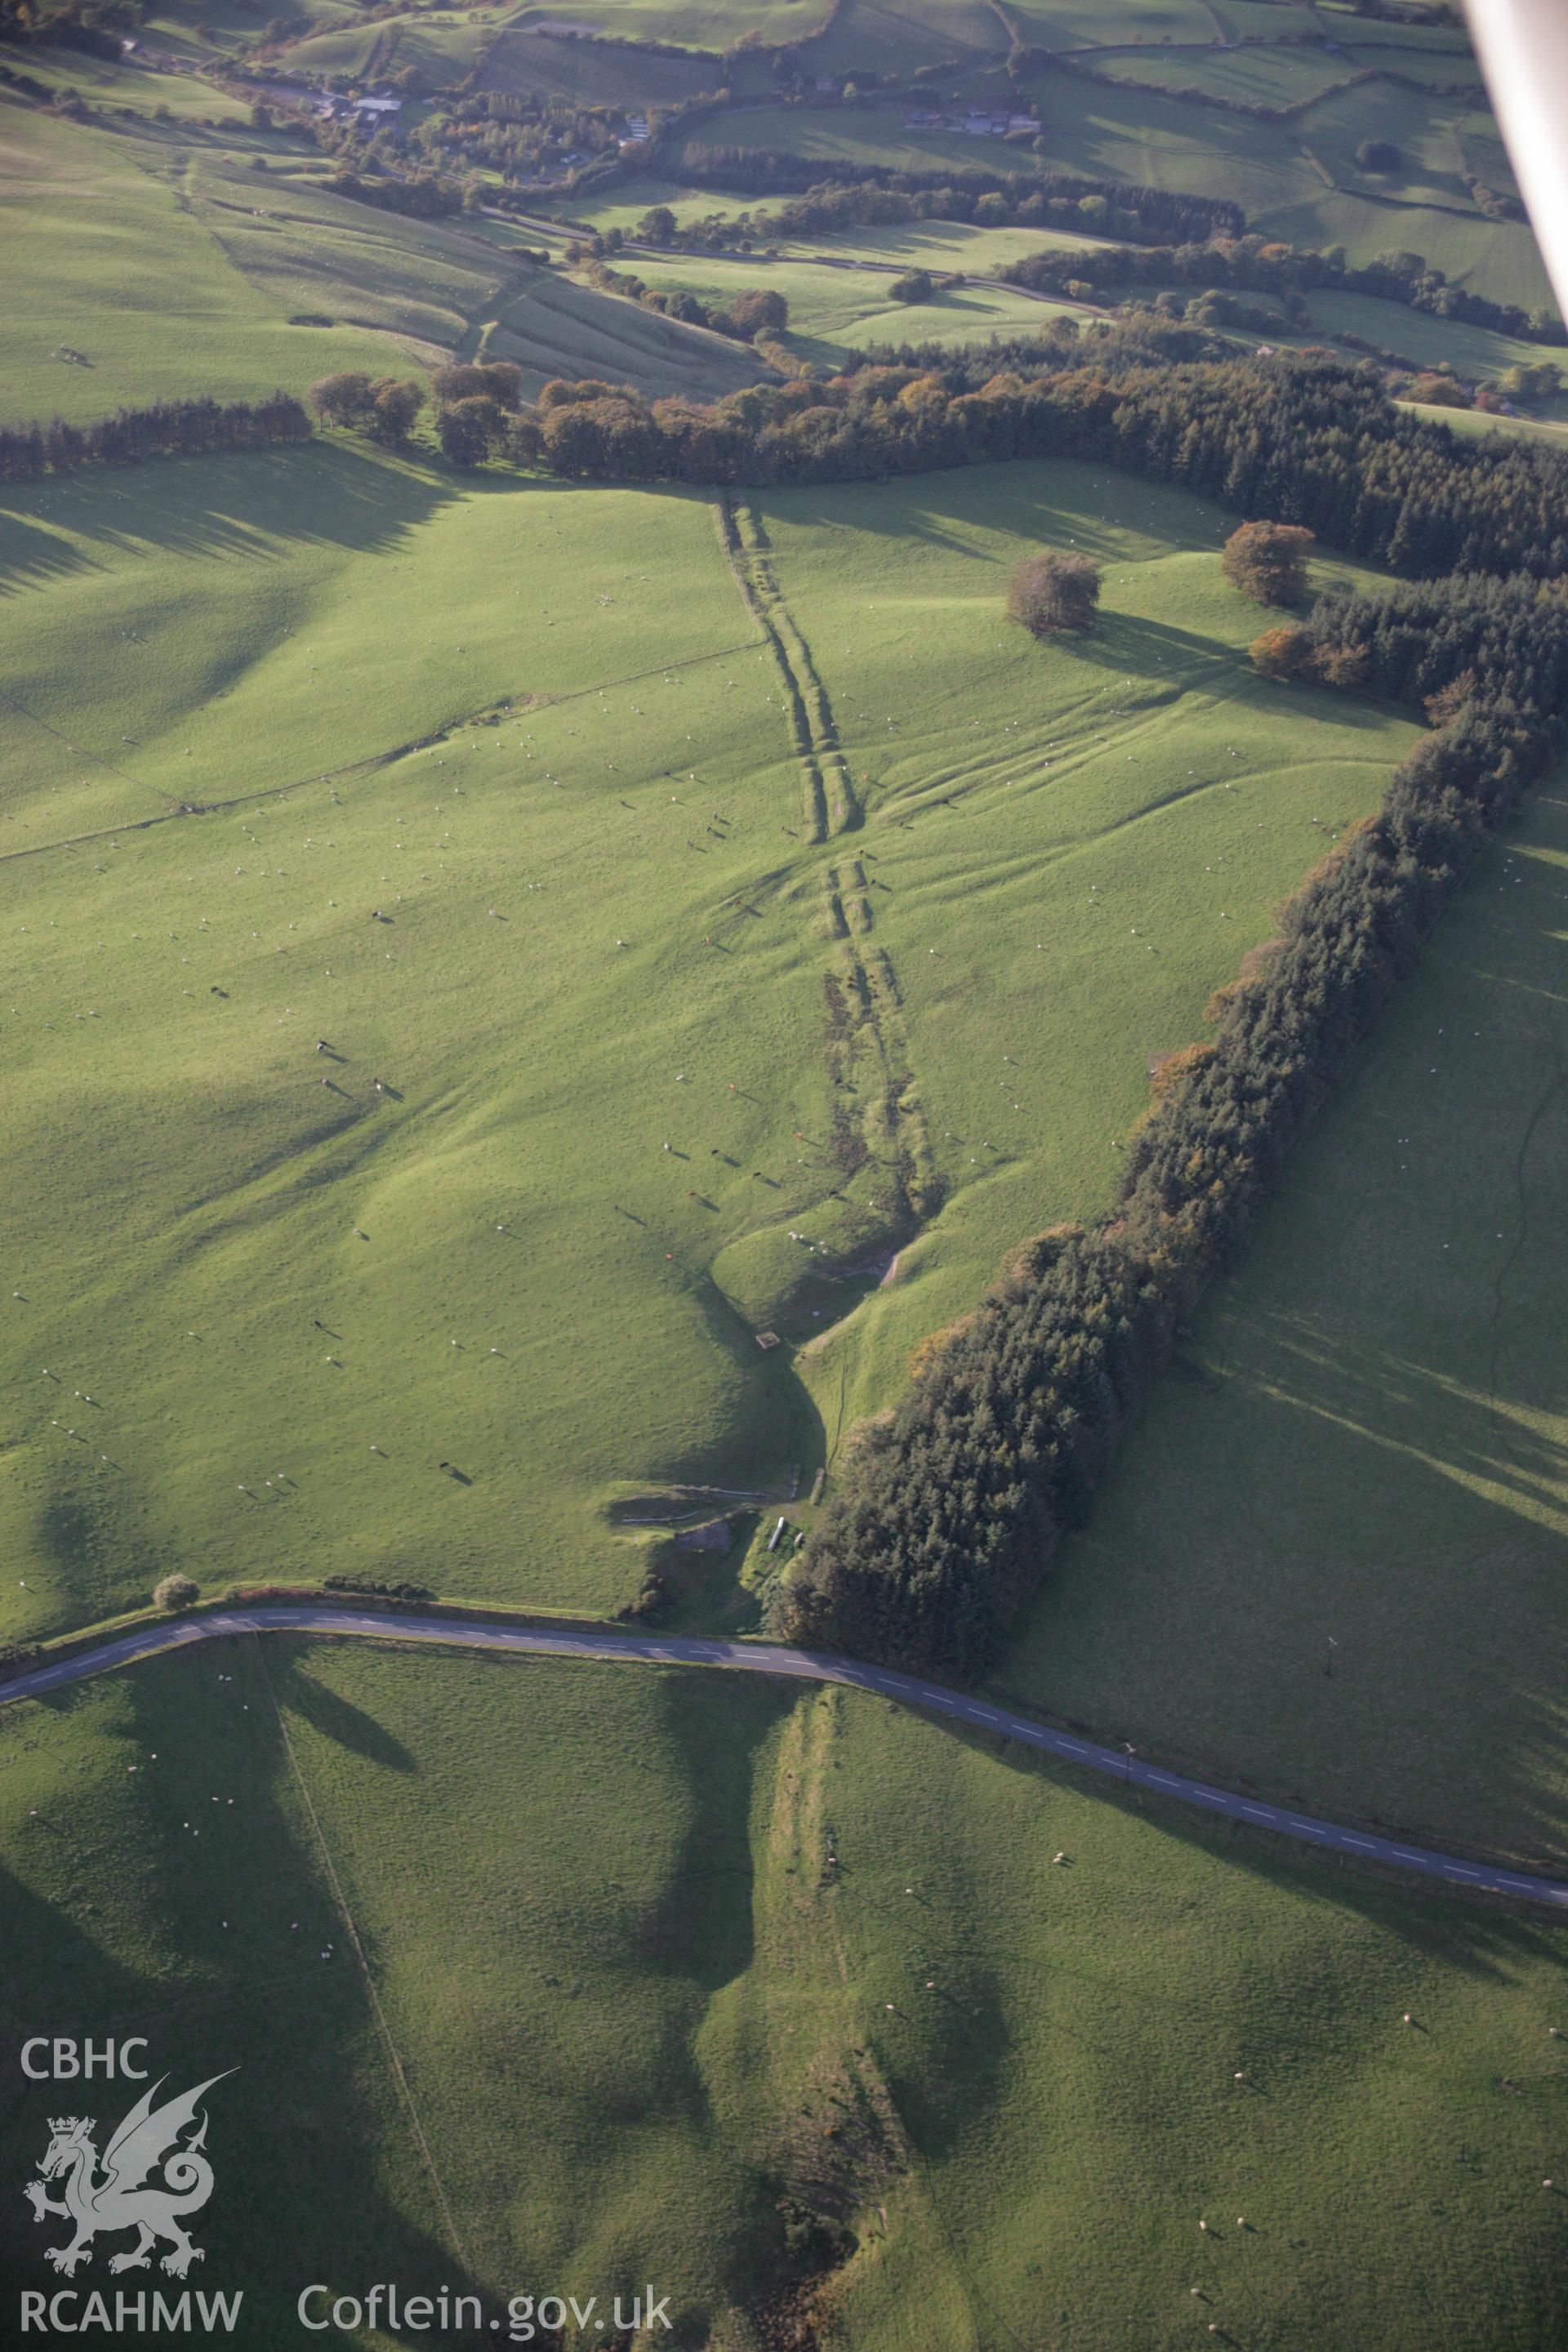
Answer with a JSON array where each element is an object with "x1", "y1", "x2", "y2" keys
[{"x1": 24, "y1": 2072, "x2": 234, "y2": 2279}]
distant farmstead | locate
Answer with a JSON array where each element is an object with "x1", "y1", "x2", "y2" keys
[{"x1": 316, "y1": 93, "x2": 403, "y2": 129}]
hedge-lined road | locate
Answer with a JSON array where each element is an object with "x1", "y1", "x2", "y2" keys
[{"x1": 6, "y1": 1606, "x2": 1566, "y2": 1910}]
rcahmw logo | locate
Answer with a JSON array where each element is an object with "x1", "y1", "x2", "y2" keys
[{"x1": 18, "y1": 2038, "x2": 243, "y2": 2335}]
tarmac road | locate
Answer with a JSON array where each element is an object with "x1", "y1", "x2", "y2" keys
[{"x1": 6, "y1": 1606, "x2": 1566, "y2": 1910}]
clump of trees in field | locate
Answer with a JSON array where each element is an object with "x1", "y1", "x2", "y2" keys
[
  {"x1": 153, "y1": 1575, "x2": 200, "y2": 1612},
  {"x1": 1253, "y1": 569, "x2": 1568, "y2": 711},
  {"x1": 307, "y1": 372, "x2": 426, "y2": 446},
  {"x1": 0, "y1": 392, "x2": 310, "y2": 482},
  {"x1": 1222, "y1": 520, "x2": 1315, "y2": 606},
  {"x1": 328, "y1": 168, "x2": 463, "y2": 220},
  {"x1": 430, "y1": 360, "x2": 526, "y2": 467},
  {"x1": 575, "y1": 253, "x2": 790, "y2": 344},
  {"x1": 431, "y1": 363, "x2": 524, "y2": 408},
  {"x1": 322, "y1": 1574, "x2": 434, "y2": 1602},
  {"x1": 305, "y1": 358, "x2": 533, "y2": 470},
  {"x1": 889, "y1": 270, "x2": 935, "y2": 305},
  {"x1": 1, "y1": 5, "x2": 122, "y2": 59},
  {"x1": 1007, "y1": 550, "x2": 1101, "y2": 634},
  {"x1": 1498, "y1": 360, "x2": 1563, "y2": 407}
]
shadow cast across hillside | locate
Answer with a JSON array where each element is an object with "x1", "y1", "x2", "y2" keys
[
  {"x1": 990, "y1": 1195, "x2": 1568, "y2": 1869},
  {"x1": 268, "y1": 1646, "x2": 418, "y2": 1774},
  {"x1": 996, "y1": 803, "x2": 1568, "y2": 1869},
  {"x1": 0, "y1": 448, "x2": 711, "y2": 599},
  {"x1": 0, "y1": 1669, "x2": 484, "y2": 2346},
  {"x1": 978, "y1": 1718, "x2": 1568, "y2": 1984},
  {"x1": 768, "y1": 463, "x2": 1230, "y2": 564},
  {"x1": 0, "y1": 443, "x2": 462, "y2": 592}
]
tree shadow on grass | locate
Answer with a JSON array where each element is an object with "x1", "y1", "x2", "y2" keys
[
  {"x1": 0, "y1": 450, "x2": 721, "y2": 597},
  {"x1": 269, "y1": 1645, "x2": 417, "y2": 1774},
  {"x1": 766, "y1": 460, "x2": 1229, "y2": 562},
  {"x1": 998, "y1": 793, "x2": 1568, "y2": 1869},
  {"x1": 0, "y1": 443, "x2": 459, "y2": 593},
  {"x1": 0, "y1": 1661, "x2": 484, "y2": 2347},
  {"x1": 633, "y1": 1667, "x2": 795, "y2": 1995},
  {"x1": 668, "y1": 1267, "x2": 831, "y2": 1501},
  {"x1": 1056, "y1": 608, "x2": 1400, "y2": 734},
  {"x1": 973, "y1": 1722, "x2": 1568, "y2": 1985},
  {"x1": 991, "y1": 1207, "x2": 1568, "y2": 1873}
]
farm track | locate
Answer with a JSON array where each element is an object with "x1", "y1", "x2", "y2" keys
[
  {"x1": 716, "y1": 492, "x2": 859, "y2": 842},
  {"x1": 713, "y1": 492, "x2": 930, "y2": 1229},
  {"x1": 822, "y1": 916, "x2": 940, "y2": 1231},
  {"x1": 7, "y1": 1606, "x2": 1568, "y2": 1911}
]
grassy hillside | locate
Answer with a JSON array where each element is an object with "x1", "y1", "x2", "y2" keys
[
  {"x1": 475, "y1": 25, "x2": 722, "y2": 108},
  {"x1": 677, "y1": 47, "x2": 1554, "y2": 315},
  {"x1": 605, "y1": 249, "x2": 1083, "y2": 360},
  {"x1": 5, "y1": 12, "x2": 1566, "y2": 2345},
  {"x1": 480, "y1": 266, "x2": 771, "y2": 394},
  {"x1": 508, "y1": 0, "x2": 826, "y2": 41},
  {"x1": 9, "y1": 39, "x2": 256, "y2": 123},
  {"x1": 3, "y1": 1637, "x2": 1566, "y2": 2347},
  {"x1": 1000, "y1": 773, "x2": 1568, "y2": 1867},
  {"x1": 1300, "y1": 288, "x2": 1567, "y2": 392},
  {"x1": 693, "y1": 82, "x2": 1536, "y2": 301},
  {"x1": 812, "y1": 0, "x2": 1002, "y2": 79},
  {"x1": 1002, "y1": 0, "x2": 1237, "y2": 42},
  {"x1": 744, "y1": 469, "x2": 1415, "y2": 1445},
  {"x1": 566, "y1": 188, "x2": 1107, "y2": 274},
  {"x1": 609, "y1": 238, "x2": 1564, "y2": 382},
  {"x1": 0, "y1": 112, "x2": 442, "y2": 423},
  {"x1": 0, "y1": 107, "x2": 767, "y2": 425},
  {"x1": 0, "y1": 445, "x2": 1415, "y2": 1639},
  {"x1": 278, "y1": 11, "x2": 494, "y2": 92}
]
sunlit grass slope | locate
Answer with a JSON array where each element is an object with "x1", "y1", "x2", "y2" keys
[{"x1": 0, "y1": 446, "x2": 1414, "y2": 1637}]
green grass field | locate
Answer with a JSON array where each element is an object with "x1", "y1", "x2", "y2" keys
[
  {"x1": 812, "y1": 0, "x2": 1002, "y2": 78},
  {"x1": 3, "y1": 1637, "x2": 1566, "y2": 2348},
  {"x1": 7, "y1": 16, "x2": 1567, "y2": 2341},
  {"x1": 744, "y1": 470, "x2": 1415, "y2": 1444},
  {"x1": 567, "y1": 187, "x2": 1109, "y2": 278},
  {"x1": 0, "y1": 111, "x2": 447, "y2": 425},
  {"x1": 11, "y1": 42, "x2": 255, "y2": 123},
  {"x1": 680, "y1": 79, "x2": 1555, "y2": 315},
  {"x1": 602, "y1": 249, "x2": 1083, "y2": 360},
  {"x1": 1000, "y1": 773, "x2": 1568, "y2": 1868},
  {"x1": 1410, "y1": 403, "x2": 1568, "y2": 448},
  {"x1": 475, "y1": 24, "x2": 721, "y2": 107},
  {"x1": 1001, "y1": 0, "x2": 1231, "y2": 46},
  {"x1": 483, "y1": 266, "x2": 772, "y2": 394},
  {"x1": 571, "y1": 187, "x2": 1553, "y2": 392},
  {"x1": 278, "y1": 11, "x2": 494, "y2": 92},
  {"x1": 0, "y1": 445, "x2": 1414, "y2": 1643},
  {"x1": 495, "y1": 0, "x2": 829, "y2": 43},
  {"x1": 1102, "y1": 47, "x2": 1361, "y2": 109},
  {"x1": 0, "y1": 107, "x2": 769, "y2": 425},
  {"x1": 1302, "y1": 289, "x2": 1566, "y2": 394}
]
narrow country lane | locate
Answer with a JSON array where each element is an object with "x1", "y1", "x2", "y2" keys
[{"x1": 5, "y1": 1606, "x2": 1566, "y2": 1910}]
